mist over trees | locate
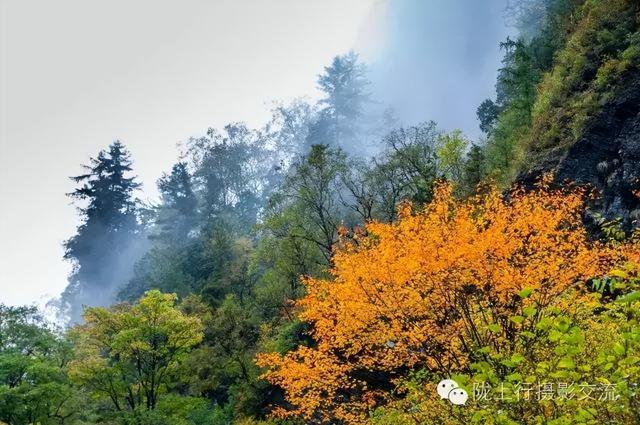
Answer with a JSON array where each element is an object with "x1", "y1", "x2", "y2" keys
[
  {"x1": 59, "y1": 141, "x2": 148, "y2": 323},
  {"x1": 57, "y1": 52, "x2": 393, "y2": 322},
  {"x1": 46, "y1": 50, "x2": 484, "y2": 421},
  {"x1": 312, "y1": 52, "x2": 371, "y2": 151},
  {"x1": 6, "y1": 1, "x2": 640, "y2": 423}
]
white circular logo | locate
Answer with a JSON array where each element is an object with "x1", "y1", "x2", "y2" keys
[
  {"x1": 437, "y1": 379, "x2": 459, "y2": 399},
  {"x1": 448, "y1": 387, "x2": 469, "y2": 405},
  {"x1": 436, "y1": 378, "x2": 468, "y2": 405}
]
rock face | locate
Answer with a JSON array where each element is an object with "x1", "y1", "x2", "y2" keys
[{"x1": 520, "y1": 75, "x2": 640, "y2": 229}]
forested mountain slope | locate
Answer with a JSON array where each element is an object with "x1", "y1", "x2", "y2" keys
[
  {"x1": 479, "y1": 0, "x2": 640, "y2": 227},
  {"x1": 2, "y1": 1, "x2": 640, "y2": 424},
  {"x1": 516, "y1": 0, "x2": 640, "y2": 227},
  {"x1": 521, "y1": 72, "x2": 640, "y2": 226}
]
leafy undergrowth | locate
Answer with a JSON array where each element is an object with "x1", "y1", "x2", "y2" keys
[{"x1": 258, "y1": 181, "x2": 640, "y2": 424}]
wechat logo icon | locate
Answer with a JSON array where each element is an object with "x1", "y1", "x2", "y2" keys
[{"x1": 437, "y1": 379, "x2": 468, "y2": 406}]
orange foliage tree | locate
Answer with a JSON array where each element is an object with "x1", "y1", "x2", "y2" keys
[{"x1": 256, "y1": 182, "x2": 639, "y2": 424}]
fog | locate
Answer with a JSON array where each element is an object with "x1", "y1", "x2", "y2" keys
[
  {"x1": 368, "y1": 0, "x2": 514, "y2": 140},
  {"x1": 0, "y1": 0, "x2": 374, "y2": 308},
  {"x1": 0, "y1": 0, "x2": 514, "y2": 310}
]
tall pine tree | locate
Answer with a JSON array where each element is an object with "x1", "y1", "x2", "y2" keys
[
  {"x1": 309, "y1": 51, "x2": 370, "y2": 149},
  {"x1": 155, "y1": 161, "x2": 198, "y2": 244},
  {"x1": 61, "y1": 141, "x2": 143, "y2": 322}
]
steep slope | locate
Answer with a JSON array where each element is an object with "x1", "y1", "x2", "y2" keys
[
  {"x1": 515, "y1": 0, "x2": 640, "y2": 227},
  {"x1": 521, "y1": 73, "x2": 640, "y2": 226}
]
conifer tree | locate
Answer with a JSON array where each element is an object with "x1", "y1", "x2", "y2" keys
[
  {"x1": 310, "y1": 52, "x2": 370, "y2": 148},
  {"x1": 61, "y1": 141, "x2": 143, "y2": 322}
]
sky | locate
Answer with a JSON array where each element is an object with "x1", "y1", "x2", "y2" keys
[{"x1": 0, "y1": 0, "x2": 512, "y2": 307}]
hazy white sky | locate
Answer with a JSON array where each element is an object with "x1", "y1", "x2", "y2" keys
[{"x1": 0, "y1": 0, "x2": 511, "y2": 307}]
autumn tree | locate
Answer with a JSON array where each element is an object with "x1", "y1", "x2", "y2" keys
[{"x1": 257, "y1": 181, "x2": 640, "y2": 423}]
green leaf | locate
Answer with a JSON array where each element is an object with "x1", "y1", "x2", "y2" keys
[
  {"x1": 518, "y1": 288, "x2": 533, "y2": 298},
  {"x1": 576, "y1": 408, "x2": 597, "y2": 420},
  {"x1": 520, "y1": 331, "x2": 536, "y2": 339},
  {"x1": 501, "y1": 353, "x2": 525, "y2": 368},
  {"x1": 548, "y1": 329, "x2": 563, "y2": 342},
  {"x1": 488, "y1": 324, "x2": 501, "y2": 333},
  {"x1": 511, "y1": 353, "x2": 525, "y2": 364},
  {"x1": 613, "y1": 343, "x2": 626, "y2": 355},
  {"x1": 616, "y1": 291, "x2": 640, "y2": 303},
  {"x1": 505, "y1": 373, "x2": 522, "y2": 382},
  {"x1": 509, "y1": 315, "x2": 525, "y2": 325},
  {"x1": 555, "y1": 317, "x2": 571, "y2": 332},
  {"x1": 523, "y1": 306, "x2": 537, "y2": 318},
  {"x1": 450, "y1": 373, "x2": 469, "y2": 387},
  {"x1": 550, "y1": 370, "x2": 570, "y2": 379},
  {"x1": 578, "y1": 364, "x2": 592, "y2": 372},
  {"x1": 536, "y1": 317, "x2": 553, "y2": 331},
  {"x1": 610, "y1": 269, "x2": 628, "y2": 279},
  {"x1": 557, "y1": 358, "x2": 575, "y2": 370},
  {"x1": 564, "y1": 329, "x2": 584, "y2": 345}
]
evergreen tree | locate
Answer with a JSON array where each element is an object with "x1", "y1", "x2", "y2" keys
[
  {"x1": 310, "y1": 52, "x2": 370, "y2": 148},
  {"x1": 155, "y1": 161, "x2": 198, "y2": 244},
  {"x1": 463, "y1": 143, "x2": 486, "y2": 193},
  {"x1": 476, "y1": 98, "x2": 501, "y2": 134},
  {"x1": 61, "y1": 141, "x2": 143, "y2": 322}
]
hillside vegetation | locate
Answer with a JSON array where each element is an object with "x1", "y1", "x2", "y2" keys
[
  {"x1": 479, "y1": 0, "x2": 640, "y2": 185},
  {"x1": 2, "y1": 1, "x2": 640, "y2": 424}
]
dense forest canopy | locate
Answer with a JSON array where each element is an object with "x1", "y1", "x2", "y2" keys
[{"x1": 2, "y1": 0, "x2": 640, "y2": 424}]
